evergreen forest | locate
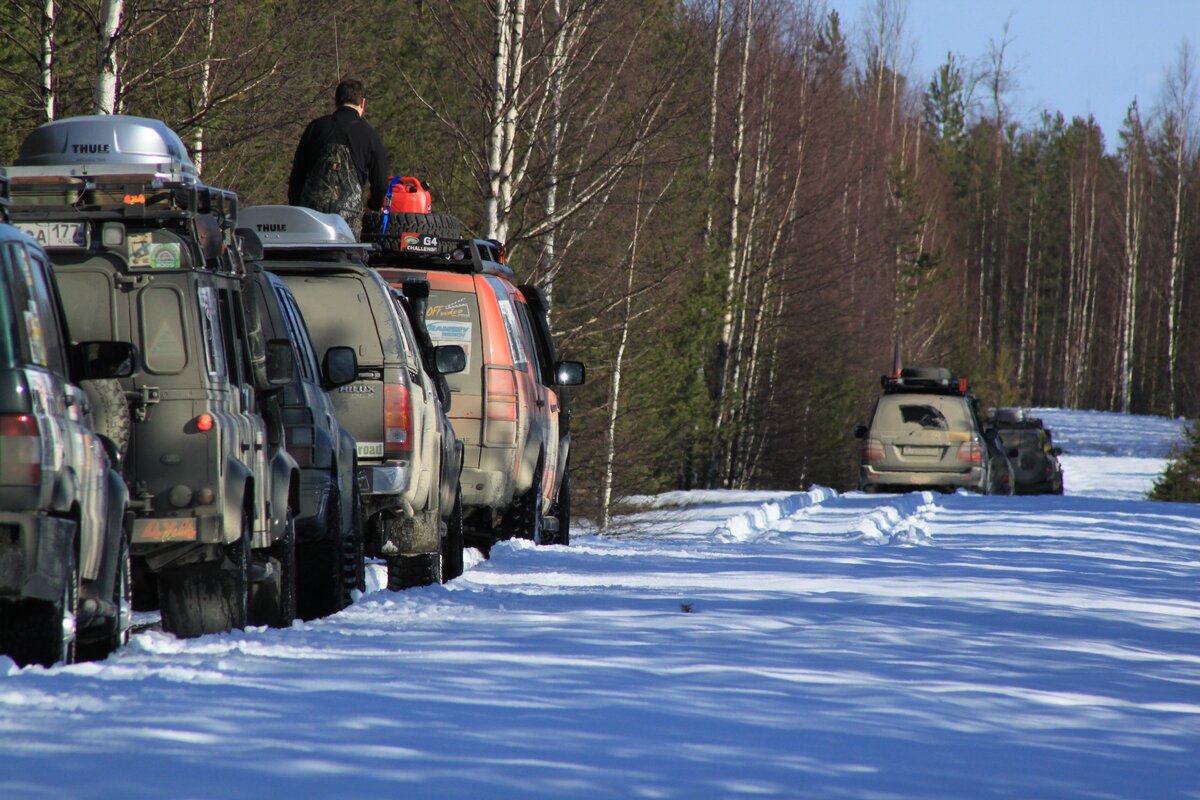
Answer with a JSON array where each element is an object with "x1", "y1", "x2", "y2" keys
[{"x1": 2, "y1": 0, "x2": 1198, "y2": 519}]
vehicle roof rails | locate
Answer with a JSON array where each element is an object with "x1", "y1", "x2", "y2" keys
[
  {"x1": 369, "y1": 235, "x2": 514, "y2": 279},
  {"x1": 239, "y1": 205, "x2": 373, "y2": 253},
  {"x1": 881, "y1": 366, "x2": 970, "y2": 396}
]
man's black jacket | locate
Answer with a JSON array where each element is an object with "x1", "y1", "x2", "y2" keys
[{"x1": 288, "y1": 106, "x2": 389, "y2": 210}]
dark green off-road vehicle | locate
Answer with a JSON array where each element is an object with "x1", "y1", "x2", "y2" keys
[{"x1": 4, "y1": 116, "x2": 300, "y2": 637}]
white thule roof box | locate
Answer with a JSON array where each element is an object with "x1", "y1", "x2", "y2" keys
[
  {"x1": 4, "y1": 115, "x2": 197, "y2": 183},
  {"x1": 240, "y1": 205, "x2": 372, "y2": 251}
]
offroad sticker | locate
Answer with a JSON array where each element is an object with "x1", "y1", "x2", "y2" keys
[
  {"x1": 23, "y1": 306, "x2": 47, "y2": 367},
  {"x1": 399, "y1": 233, "x2": 439, "y2": 254},
  {"x1": 428, "y1": 296, "x2": 472, "y2": 320},
  {"x1": 428, "y1": 320, "x2": 472, "y2": 375},
  {"x1": 128, "y1": 233, "x2": 182, "y2": 269},
  {"x1": 356, "y1": 442, "x2": 384, "y2": 458}
]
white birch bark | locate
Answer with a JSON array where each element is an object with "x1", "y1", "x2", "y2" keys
[
  {"x1": 193, "y1": 1, "x2": 216, "y2": 175},
  {"x1": 41, "y1": 0, "x2": 55, "y2": 120},
  {"x1": 1119, "y1": 107, "x2": 1146, "y2": 413},
  {"x1": 1164, "y1": 43, "x2": 1194, "y2": 416},
  {"x1": 94, "y1": 0, "x2": 123, "y2": 114},
  {"x1": 485, "y1": 0, "x2": 512, "y2": 240},
  {"x1": 702, "y1": 0, "x2": 726, "y2": 248}
]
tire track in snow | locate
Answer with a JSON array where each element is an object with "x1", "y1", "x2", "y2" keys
[
  {"x1": 713, "y1": 486, "x2": 838, "y2": 542},
  {"x1": 853, "y1": 490, "x2": 942, "y2": 545}
]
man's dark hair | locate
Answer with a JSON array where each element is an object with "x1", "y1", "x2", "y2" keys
[{"x1": 335, "y1": 78, "x2": 365, "y2": 107}]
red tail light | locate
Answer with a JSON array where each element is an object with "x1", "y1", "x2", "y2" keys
[
  {"x1": 195, "y1": 413, "x2": 215, "y2": 432},
  {"x1": 862, "y1": 439, "x2": 885, "y2": 463},
  {"x1": 0, "y1": 414, "x2": 42, "y2": 485},
  {"x1": 957, "y1": 441, "x2": 983, "y2": 463},
  {"x1": 484, "y1": 367, "x2": 519, "y2": 447},
  {"x1": 384, "y1": 382, "x2": 412, "y2": 458}
]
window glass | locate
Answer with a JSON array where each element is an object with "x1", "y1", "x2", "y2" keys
[
  {"x1": 281, "y1": 274, "x2": 385, "y2": 366},
  {"x1": 140, "y1": 286, "x2": 189, "y2": 374},
  {"x1": 196, "y1": 285, "x2": 224, "y2": 379},
  {"x1": 514, "y1": 301, "x2": 545, "y2": 384},
  {"x1": 427, "y1": 290, "x2": 480, "y2": 393},
  {"x1": 486, "y1": 277, "x2": 527, "y2": 370},
  {"x1": 274, "y1": 284, "x2": 318, "y2": 383},
  {"x1": 0, "y1": 247, "x2": 20, "y2": 368},
  {"x1": 873, "y1": 394, "x2": 973, "y2": 435},
  {"x1": 23, "y1": 249, "x2": 68, "y2": 375}
]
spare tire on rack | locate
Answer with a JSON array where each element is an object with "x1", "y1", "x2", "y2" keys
[
  {"x1": 361, "y1": 210, "x2": 463, "y2": 253},
  {"x1": 80, "y1": 378, "x2": 131, "y2": 459}
]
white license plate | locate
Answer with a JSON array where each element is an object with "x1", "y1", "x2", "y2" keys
[
  {"x1": 356, "y1": 442, "x2": 384, "y2": 458},
  {"x1": 15, "y1": 221, "x2": 90, "y2": 250}
]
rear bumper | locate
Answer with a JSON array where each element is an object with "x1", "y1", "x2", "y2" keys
[
  {"x1": 357, "y1": 462, "x2": 411, "y2": 497},
  {"x1": 459, "y1": 467, "x2": 511, "y2": 510},
  {"x1": 859, "y1": 465, "x2": 985, "y2": 493},
  {"x1": 0, "y1": 512, "x2": 75, "y2": 603}
]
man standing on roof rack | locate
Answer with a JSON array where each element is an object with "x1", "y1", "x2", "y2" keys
[{"x1": 288, "y1": 78, "x2": 389, "y2": 239}]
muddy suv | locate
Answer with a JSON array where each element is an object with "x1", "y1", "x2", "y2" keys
[
  {"x1": 372, "y1": 238, "x2": 585, "y2": 551},
  {"x1": 240, "y1": 204, "x2": 462, "y2": 589},
  {"x1": 855, "y1": 367, "x2": 1006, "y2": 494},
  {"x1": 989, "y1": 408, "x2": 1064, "y2": 495},
  {"x1": 242, "y1": 259, "x2": 362, "y2": 617},
  {"x1": 0, "y1": 177, "x2": 136, "y2": 666},
  {"x1": 4, "y1": 115, "x2": 301, "y2": 638}
]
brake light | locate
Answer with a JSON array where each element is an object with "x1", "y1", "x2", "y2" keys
[
  {"x1": 957, "y1": 441, "x2": 983, "y2": 463},
  {"x1": 195, "y1": 413, "x2": 215, "y2": 432},
  {"x1": 862, "y1": 439, "x2": 885, "y2": 463},
  {"x1": 485, "y1": 368, "x2": 518, "y2": 422},
  {"x1": 384, "y1": 382, "x2": 412, "y2": 457},
  {"x1": 0, "y1": 414, "x2": 42, "y2": 485}
]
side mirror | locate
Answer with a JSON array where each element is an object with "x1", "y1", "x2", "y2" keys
[
  {"x1": 554, "y1": 360, "x2": 585, "y2": 387},
  {"x1": 434, "y1": 345, "x2": 466, "y2": 375},
  {"x1": 322, "y1": 346, "x2": 358, "y2": 388},
  {"x1": 236, "y1": 227, "x2": 265, "y2": 262},
  {"x1": 853, "y1": 424, "x2": 868, "y2": 439},
  {"x1": 96, "y1": 433, "x2": 123, "y2": 469},
  {"x1": 77, "y1": 340, "x2": 136, "y2": 379},
  {"x1": 264, "y1": 338, "x2": 294, "y2": 388},
  {"x1": 1051, "y1": 446, "x2": 1063, "y2": 456}
]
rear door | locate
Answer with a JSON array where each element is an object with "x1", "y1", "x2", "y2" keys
[{"x1": 872, "y1": 394, "x2": 974, "y2": 473}]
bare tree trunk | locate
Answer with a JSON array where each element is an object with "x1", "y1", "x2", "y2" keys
[
  {"x1": 1017, "y1": 191, "x2": 1035, "y2": 388},
  {"x1": 485, "y1": 0, "x2": 513, "y2": 239},
  {"x1": 1120, "y1": 119, "x2": 1144, "y2": 413},
  {"x1": 194, "y1": 1, "x2": 216, "y2": 175},
  {"x1": 40, "y1": 0, "x2": 55, "y2": 120},
  {"x1": 94, "y1": 0, "x2": 123, "y2": 114},
  {"x1": 702, "y1": 0, "x2": 726, "y2": 248}
]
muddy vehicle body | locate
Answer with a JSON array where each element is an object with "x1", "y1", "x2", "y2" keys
[
  {"x1": 4, "y1": 116, "x2": 300, "y2": 637},
  {"x1": 855, "y1": 367, "x2": 1005, "y2": 495},
  {"x1": 241, "y1": 204, "x2": 460, "y2": 588},
  {"x1": 0, "y1": 178, "x2": 136, "y2": 665},
  {"x1": 242, "y1": 261, "x2": 362, "y2": 617},
  {"x1": 370, "y1": 237, "x2": 585, "y2": 551}
]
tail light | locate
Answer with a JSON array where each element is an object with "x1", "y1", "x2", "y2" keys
[
  {"x1": 862, "y1": 439, "x2": 885, "y2": 463},
  {"x1": 484, "y1": 367, "x2": 519, "y2": 446},
  {"x1": 0, "y1": 414, "x2": 42, "y2": 485},
  {"x1": 384, "y1": 382, "x2": 412, "y2": 458},
  {"x1": 957, "y1": 441, "x2": 983, "y2": 463}
]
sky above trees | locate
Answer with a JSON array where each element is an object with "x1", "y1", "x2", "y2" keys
[{"x1": 833, "y1": 0, "x2": 1200, "y2": 150}]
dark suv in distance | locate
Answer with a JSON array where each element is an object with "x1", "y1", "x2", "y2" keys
[
  {"x1": 0, "y1": 175, "x2": 136, "y2": 666},
  {"x1": 241, "y1": 204, "x2": 464, "y2": 589},
  {"x1": 5, "y1": 115, "x2": 301, "y2": 638},
  {"x1": 242, "y1": 258, "x2": 363, "y2": 617},
  {"x1": 855, "y1": 367, "x2": 1011, "y2": 495},
  {"x1": 989, "y1": 408, "x2": 1065, "y2": 495}
]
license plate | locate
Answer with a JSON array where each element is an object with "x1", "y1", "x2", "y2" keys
[
  {"x1": 15, "y1": 221, "x2": 90, "y2": 250},
  {"x1": 356, "y1": 442, "x2": 384, "y2": 458}
]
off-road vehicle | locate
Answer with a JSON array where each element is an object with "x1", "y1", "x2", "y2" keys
[
  {"x1": 240, "y1": 204, "x2": 464, "y2": 588},
  {"x1": 242, "y1": 258, "x2": 362, "y2": 617},
  {"x1": 4, "y1": 115, "x2": 300, "y2": 637},
  {"x1": 370, "y1": 237, "x2": 585, "y2": 551},
  {"x1": 989, "y1": 408, "x2": 1064, "y2": 495},
  {"x1": 854, "y1": 367, "x2": 1009, "y2": 495},
  {"x1": 0, "y1": 175, "x2": 136, "y2": 666}
]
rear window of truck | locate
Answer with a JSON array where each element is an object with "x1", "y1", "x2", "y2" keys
[
  {"x1": 427, "y1": 289, "x2": 482, "y2": 393},
  {"x1": 280, "y1": 273, "x2": 385, "y2": 366}
]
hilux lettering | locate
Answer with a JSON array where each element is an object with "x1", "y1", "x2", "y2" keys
[{"x1": 339, "y1": 384, "x2": 375, "y2": 394}]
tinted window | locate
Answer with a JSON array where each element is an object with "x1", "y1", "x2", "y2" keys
[
  {"x1": 514, "y1": 302, "x2": 544, "y2": 383},
  {"x1": 139, "y1": 285, "x2": 189, "y2": 374},
  {"x1": 427, "y1": 289, "x2": 481, "y2": 393},
  {"x1": 273, "y1": 284, "x2": 319, "y2": 384},
  {"x1": 486, "y1": 277, "x2": 527, "y2": 370},
  {"x1": 22, "y1": 248, "x2": 68, "y2": 376},
  {"x1": 281, "y1": 274, "x2": 385, "y2": 367},
  {"x1": 0, "y1": 247, "x2": 20, "y2": 369}
]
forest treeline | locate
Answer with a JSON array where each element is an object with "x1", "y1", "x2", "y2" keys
[{"x1": 2, "y1": 0, "x2": 1198, "y2": 518}]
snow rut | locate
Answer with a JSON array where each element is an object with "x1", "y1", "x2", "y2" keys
[
  {"x1": 714, "y1": 486, "x2": 838, "y2": 542},
  {"x1": 854, "y1": 491, "x2": 942, "y2": 545}
]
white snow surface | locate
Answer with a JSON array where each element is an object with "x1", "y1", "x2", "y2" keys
[{"x1": 3, "y1": 410, "x2": 1200, "y2": 799}]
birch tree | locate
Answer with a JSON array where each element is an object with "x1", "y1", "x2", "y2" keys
[{"x1": 94, "y1": 0, "x2": 122, "y2": 113}]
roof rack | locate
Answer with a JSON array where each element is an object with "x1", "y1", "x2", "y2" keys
[
  {"x1": 368, "y1": 236, "x2": 513, "y2": 279},
  {"x1": 881, "y1": 367, "x2": 970, "y2": 396}
]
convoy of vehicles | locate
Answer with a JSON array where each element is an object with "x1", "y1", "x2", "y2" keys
[
  {"x1": 854, "y1": 367, "x2": 1015, "y2": 495},
  {"x1": 1, "y1": 112, "x2": 1065, "y2": 666}
]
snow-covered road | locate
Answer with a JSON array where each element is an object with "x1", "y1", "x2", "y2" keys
[{"x1": 2, "y1": 410, "x2": 1198, "y2": 799}]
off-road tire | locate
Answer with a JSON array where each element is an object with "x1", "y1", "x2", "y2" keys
[
  {"x1": 159, "y1": 515, "x2": 250, "y2": 638},
  {"x1": 0, "y1": 534, "x2": 79, "y2": 667},
  {"x1": 387, "y1": 553, "x2": 442, "y2": 591},
  {"x1": 503, "y1": 458, "x2": 545, "y2": 544},
  {"x1": 361, "y1": 210, "x2": 463, "y2": 253},
  {"x1": 80, "y1": 379, "x2": 130, "y2": 459},
  {"x1": 550, "y1": 467, "x2": 572, "y2": 547},
  {"x1": 77, "y1": 525, "x2": 132, "y2": 662},
  {"x1": 342, "y1": 483, "x2": 366, "y2": 604},
  {"x1": 297, "y1": 488, "x2": 345, "y2": 621},
  {"x1": 251, "y1": 512, "x2": 296, "y2": 628},
  {"x1": 442, "y1": 489, "x2": 465, "y2": 582}
]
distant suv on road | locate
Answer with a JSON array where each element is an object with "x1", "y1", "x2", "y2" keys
[
  {"x1": 241, "y1": 204, "x2": 463, "y2": 589},
  {"x1": 990, "y1": 408, "x2": 1064, "y2": 495},
  {"x1": 0, "y1": 175, "x2": 136, "y2": 666},
  {"x1": 4, "y1": 115, "x2": 301, "y2": 638},
  {"x1": 855, "y1": 367, "x2": 1009, "y2": 495},
  {"x1": 371, "y1": 238, "x2": 585, "y2": 551}
]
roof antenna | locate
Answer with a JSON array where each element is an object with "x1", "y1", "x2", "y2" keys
[
  {"x1": 334, "y1": 16, "x2": 341, "y2": 80},
  {"x1": 891, "y1": 340, "x2": 902, "y2": 378}
]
